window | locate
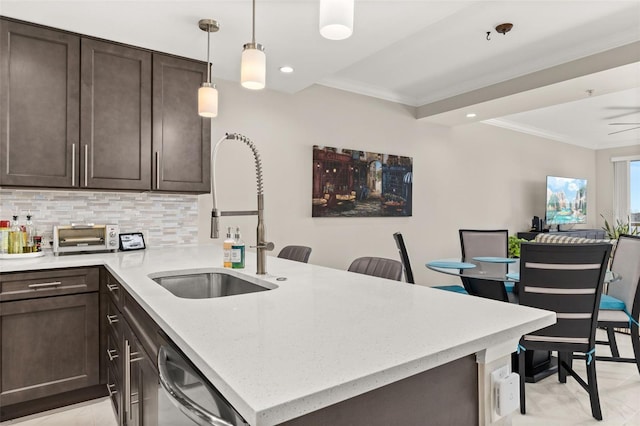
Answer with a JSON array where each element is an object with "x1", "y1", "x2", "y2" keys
[
  {"x1": 612, "y1": 156, "x2": 640, "y2": 233},
  {"x1": 631, "y1": 160, "x2": 640, "y2": 230}
]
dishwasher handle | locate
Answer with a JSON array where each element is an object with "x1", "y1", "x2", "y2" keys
[{"x1": 158, "y1": 346, "x2": 235, "y2": 426}]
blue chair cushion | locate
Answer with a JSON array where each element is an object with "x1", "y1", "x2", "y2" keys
[
  {"x1": 433, "y1": 285, "x2": 468, "y2": 295},
  {"x1": 599, "y1": 294, "x2": 626, "y2": 311}
]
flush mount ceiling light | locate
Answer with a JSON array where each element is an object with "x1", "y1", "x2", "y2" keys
[
  {"x1": 279, "y1": 66, "x2": 294, "y2": 73},
  {"x1": 319, "y1": 0, "x2": 354, "y2": 40},
  {"x1": 466, "y1": 113, "x2": 477, "y2": 118},
  {"x1": 241, "y1": 0, "x2": 266, "y2": 90},
  {"x1": 495, "y1": 23, "x2": 513, "y2": 35},
  {"x1": 198, "y1": 19, "x2": 219, "y2": 118}
]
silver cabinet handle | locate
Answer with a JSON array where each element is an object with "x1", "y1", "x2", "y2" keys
[
  {"x1": 107, "y1": 383, "x2": 118, "y2": 397},
  {"x1": 125, "y1": 339, "x2": 132, "y2": 422},
  {"x1": 106, "y1": 283, "x2": 119, "y2": 292},
  {"x1": 107, "y1": 348, "x2": 119, "y2": 361},
  {"x1": 71, "y1": 143, "x2": 76, "y2": 186},
  {"x1": 84, "y1": 144, "x2": 88, "y2": 187},
  {"x1": 155, "y1": 152, "x2": 160, "y2": 189},
  {"x1": 106, "y1": 314, "x2": 119, "y2": 324},
  {"x1": 158, "y1": 346, "x2": 235, "y2": 426},
  {"x1": 28, "y1": 281, "x2": 62, "y2": 289}
]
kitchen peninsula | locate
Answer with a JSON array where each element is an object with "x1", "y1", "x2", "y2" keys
[{"x1": 0, "y1": 244, "x2": 555, "y2": 425}]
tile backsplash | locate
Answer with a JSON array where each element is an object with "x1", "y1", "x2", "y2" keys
[{"x1": 0, "y1": 189, "x2": 198, "y2": 247}]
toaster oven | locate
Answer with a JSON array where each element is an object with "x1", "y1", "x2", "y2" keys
[{"x1": 53, "y1": 224, "x2": 119, "y2": 255}]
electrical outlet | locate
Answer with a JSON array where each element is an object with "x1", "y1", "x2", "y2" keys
[{"x1": 491, "y1": 365, "x2": 520, "y2": 421}]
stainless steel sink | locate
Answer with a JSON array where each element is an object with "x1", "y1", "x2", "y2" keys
[{"x1": 151, "y1": 271, "x2": 271, "y2": 299}]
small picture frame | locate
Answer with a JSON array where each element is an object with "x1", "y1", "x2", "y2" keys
[{"x1": 119, "y1": 232, "x2": 146, "y2": 251}]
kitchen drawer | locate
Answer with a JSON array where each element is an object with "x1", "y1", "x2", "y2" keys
[
  {"x1": 0, "y1": 268, "x2": 99, "y2": 302},
  {"x1": 106, "y1": 326, "x2": 121, "y2": 374},
  {"x1": 106, "y1": 299, "x2": 122, "y2": 344},
  {"x1": 102, "y1": 270, "x2": 123, "y2": 308},
  {"x1": 107, "y1": 363, "x2": 123, "y2": 425}
]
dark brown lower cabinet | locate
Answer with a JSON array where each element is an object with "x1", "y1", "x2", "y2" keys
[
  {"x1": 0, "y1": 268, "x2": 102, "y2": 421},
  {"x1": 103, "y1": 269, "x2": 161, "y2": 426}
]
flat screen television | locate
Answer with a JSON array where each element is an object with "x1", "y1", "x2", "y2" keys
[{"x1": 545, "y1": 176, "x2": 587, "y2": 225}]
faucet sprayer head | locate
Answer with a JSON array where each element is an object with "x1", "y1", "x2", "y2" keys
[{"x1": 211, "y1": 209, "x2": 220, "y2": 238}]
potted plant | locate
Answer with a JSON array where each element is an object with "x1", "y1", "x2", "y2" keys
[
  {"x1": 600, "y1": 214, "x2": 639, "y2": 240},
  {"x1": 508, "y1": 235, "x2": 528, "y2": 258}
]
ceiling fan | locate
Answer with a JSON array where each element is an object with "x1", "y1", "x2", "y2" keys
[{"x1": 608, "y1": 122, "x2": 640, "y2": 135}]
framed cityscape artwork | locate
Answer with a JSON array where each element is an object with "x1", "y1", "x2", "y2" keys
[{"x1": 312, "y1": 145, "x2": 413, "y2": 217}]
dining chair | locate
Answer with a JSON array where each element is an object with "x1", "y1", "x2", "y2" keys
[
  {"x1": 277, "y1": 245, "x2": 312, "y2": 263},
  {"x1": 459, "y1": 229, "x2": 511, "y2": 302},
  {"x1": 392, "y1": 232, "x2": 415, "y2": 284},
  {"x1": 596, "y1": 234, "x2": 640, "y2": 375},
  {"x1": 395, "y1": 232, "x2": 468, "y2": 293},
  {"x1": 517, "y1": 242, "x2": 612, "y2": 421},
  {"x1": 348, "y1": 257, "x2": 403, "y2": 281}
]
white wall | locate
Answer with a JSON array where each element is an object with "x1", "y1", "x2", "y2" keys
[{"x1": 198, "y1": 81, "x2": 598, "y2": 286}]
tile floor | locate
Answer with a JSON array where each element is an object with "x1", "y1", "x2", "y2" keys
[{"x1": 1, "y1": 330, "x2": 639, "y2": 426}]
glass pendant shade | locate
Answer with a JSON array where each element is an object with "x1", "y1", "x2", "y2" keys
[
  {"x1": 241, "y1": 44, "x2": 266, "y2": 90},
  {"x1": 198, "y1": 83, "x2": 218, "y2": 117},
  {"x1": 319, "y1": 0, "x2": 354, "y2": 40}
]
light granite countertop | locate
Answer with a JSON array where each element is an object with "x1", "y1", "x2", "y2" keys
[{"x1": 0, "y1": 244, "x2": 555, "y2": 426}]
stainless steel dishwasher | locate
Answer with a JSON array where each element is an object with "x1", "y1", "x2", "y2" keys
[{"x1": 158, "y1": 343, "x2": 248, "y2": 426}]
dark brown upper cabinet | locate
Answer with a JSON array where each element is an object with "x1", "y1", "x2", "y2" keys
[
  {"x1": 152, "y1": 54, "x2": 211, "y2": 193},
  {"x1": 0, "y1": 18, "x2": 210, "y2": 194},
  {"x1": 80, "y1": 39, "x2": 152, "y2": 190},
  {"x1": 0, "y1": 20, "x2": 80, "y2": 188}
]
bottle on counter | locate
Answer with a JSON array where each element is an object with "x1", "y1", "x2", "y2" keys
[
  {"x1": 231, "y1": 227, "x2": 245, "y2": 269},
  {"x1": 0, "y1": 220, "x2": 10, "y2": 254},
  {"x1": 9, "y1": 215, "x2": 22, "y2": 254},
  {"x1": 223, "y1": 227, "x2": 234, "y2": 268},
  {"x1": 25, "y1": 214, "x2": 35, "y2": 253}
]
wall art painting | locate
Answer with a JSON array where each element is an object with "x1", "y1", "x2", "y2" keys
[{"x1": 312, "y1": 145, "x2": 412, "y2": 217}]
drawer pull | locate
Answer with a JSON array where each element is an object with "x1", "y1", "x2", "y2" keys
[
  {"x1": 106, "y1": 314, "x2": 119, "y2": 324},
  {"x1": 107, "y1": 348, "x2": 119, "y2": 361},
  {"x1": 28, "y1": 281, "x2": 62, "y2": 289},
  {"x1": 107, "y1": 383, "x2": 118, "y2": 397},
  {"x1": 130, "y1": 351, "x2": 143, "y2": 363},
  {"x1": 107, "y1": 283, "x2": 119, "y2": 292}
]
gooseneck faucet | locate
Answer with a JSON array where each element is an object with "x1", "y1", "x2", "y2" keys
[{"x1": 210, "y1": 133, "x2": 274, "y2": 274}]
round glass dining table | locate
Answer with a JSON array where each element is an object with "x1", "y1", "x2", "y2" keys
[
  {"x1": 426, "y1": 257, "x2": 519, "y2": 282},
  {"x1": 426, "y1": 258, "x2": 619, "y2": 283}
]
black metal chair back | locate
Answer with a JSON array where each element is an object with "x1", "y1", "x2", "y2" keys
[
  {"x1": 393, "y1": 232, "x2": 415, "y2": 284},
  {"x1": 517, "y1": 242, "x2": 612, "y2": 421}
]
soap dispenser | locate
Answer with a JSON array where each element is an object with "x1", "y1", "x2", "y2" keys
[
  {"x1": 231, "y1": 227, "x2": 245, "y2": 269},
  {"x1": 223, "y1": 227, "x2": 234, "y2": 268}
]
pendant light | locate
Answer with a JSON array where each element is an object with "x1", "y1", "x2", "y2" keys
[
  {"x1": 198, "y1": 19, "x2": 219, "y2": 118},
  {"x1": 319, "y1": 0, "x2": 354, "y2": 40},
  {"x1": 241, "y1": 0, "x2": 266, "y2": 90}
]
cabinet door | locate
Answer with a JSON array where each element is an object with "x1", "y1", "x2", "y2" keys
[
  {"x1": 0, "y1": 19, "x2": 80, "y2": 188},
  {"x1": 123, "y1": 323, "x2": 157, "y2": 426},
  {"x1": 81, "y1": 38, "x2": 152, "y2": 190},
  {"x1": 0, "y1": 293, "x2": 99, "y2": 405},
  {"x1": 152, "y1": 54, "x2": 210, "y2": 193}
]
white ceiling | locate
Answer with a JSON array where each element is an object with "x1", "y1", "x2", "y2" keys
[{"x1": 3, "y1": 0, "x2": 640, "y2": 150}]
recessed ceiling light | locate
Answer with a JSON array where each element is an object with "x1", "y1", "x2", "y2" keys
[
  {"x1": 466, "y1": 113, "x2": 477, "y2": 118},
  {"x1": 279, "y1": 66, "x2": 294, "y2": 73}
]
